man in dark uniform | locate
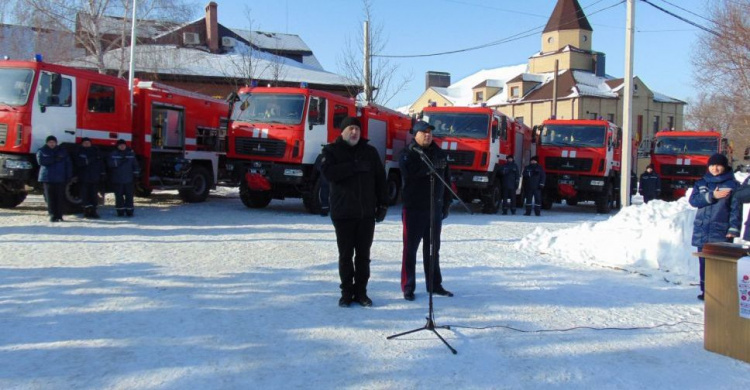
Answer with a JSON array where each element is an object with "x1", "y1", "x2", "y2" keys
[
  {"x1": 523, "y1": 155, "x2": 546, "y2": 216},
  {"x1": 107, "y1": 139, "x2": 139, "y2": 217},
  {"x1": 399, "y1": 120, "x2": 453, "y2": 301},
  {"x1": 74, "y1": 137, "x2": 104, "y2": 219},
  {"x1": 639, "y1": 163, "x2": 661, "y2": 203},
  {"x1": 500, "y1": 156, "x2": 520, "y2": 215},
  {"x1": 321, "y1": 116, "x2": 388, "y2": 308},
  {"x1": 36, "y1": 135, "x2": 72, "y2": 222}
]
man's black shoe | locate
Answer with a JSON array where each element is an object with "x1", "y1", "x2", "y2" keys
[
  {"x1": 502, "y1": 210, "x2": 508, "y2": 215},
  {"x1": 433, "y1": 287, "x2": 454, "y2": 297},
  {"x1": 697, "y1": 293, "x2": 704, "y2": 301},
  {"x1": 355, "y1": 294, "x2": 372, "y2": 307},
  {"x1": 403, "y1": 292, "x2": 415, "y2": 301},
  {"x1": 338, "y1": 295, "x2": 353, "y2": 307}
]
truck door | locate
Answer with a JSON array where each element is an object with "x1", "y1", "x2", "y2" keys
[
  {"x1": 489, "y1": 116, "x2": 501, "y2": 171},
  {"x1": 152, "y1": 106, "x2": 185, "y2": 149},
  {"x1": 32, "y1": 72, "x2": 76, "y2": 149},
  {"x1": 367, "y1": 118, "x2": 387, "y2": 163},
  {"x1": 303, "y1": 95, "x2": 327, "y2": 165}
]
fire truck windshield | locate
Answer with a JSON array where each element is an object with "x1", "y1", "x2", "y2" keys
[
  {"x1": 653, "y1": 137, "x2": 718, "y2": 156},
  {"x1": 541, "y1": 125, "x2": 606, "y2": 147},
  {"x1": 232, "y1": 93, "x2": 305, "y2": 125},
  {"x1": 423, "y1": 113, "x2": 489, "y2": 139},
  {"x1": 0, "y1": 68, "x2": 34, "y2": 106}
]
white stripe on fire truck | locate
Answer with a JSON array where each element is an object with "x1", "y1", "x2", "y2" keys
[
  {"x1": 253, "y1": 129, "x2": 260, "y2": 138},
  {"x1": 261, "y1": 129, "x2": 269, "y2": 139},
  {"x1": 570, "y1": 150, "x2": 577, "y2": 158},
  {"x1": 450, "y1": 142, "x2": 457, "y2": 150},
  {"x1": 677, "y1": 158, "x2": 683, "y2": 165},
  {"x1": 145, "y1": 134, "x2": 151, "y2": 143},
  {"x1": 441, "y1": 141, "x2": 448, "y2": 149},
  {"x1": 685, "y1": 159, "x2": 691, "y2": 165},
  {"x1": 562, "y1": 150, "x2": 569, "y2": 157},
  {"x1": 79, "y1": 129, "x2": 132, "y2": 142}
]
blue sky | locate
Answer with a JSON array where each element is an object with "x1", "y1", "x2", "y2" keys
[{"x1": 218, "y1": 0, "x2": 711, "y2": 109}]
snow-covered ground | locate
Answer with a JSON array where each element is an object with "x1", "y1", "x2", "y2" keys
[{"x1": 1, "y1": 189, "x2": 749, "y2": 389}]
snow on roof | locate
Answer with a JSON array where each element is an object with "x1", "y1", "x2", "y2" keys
[
  {"x1": 61, "y1": 42, "x2": 353, "y2": 87},
  {"x1": 89, "y1": 14, "x2": 175, "y2": 38},
  {"x1": 434, "y1": 64, "x2": 528, "y2": 106},
  {"x1": 653, "y1": 90, "x2": 685, "y2": 104},
  {"x1": 571, "y1": 70, "x2": 618, "y2": 98},
  {"x1": 229, "y1": 29, "x2": 312, "y2": 53}
]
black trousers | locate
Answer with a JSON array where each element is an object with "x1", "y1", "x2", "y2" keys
[
  {"x1": 401, "y1": 207, "x2": 443, "y2": 294},
  {"x1": 112, "y1": 182, "x2": 134, "y2": 211},
  {"x1": 79, "y1": 182, "x2": 99, "y2": 210},
  {"x1": 502, "y1": 186, "x2": 516, "y2": 212},
  {"x1": 332, "y1": 218, "x2": 375, "y2": 297},
  {"x1": 524, "y1": 188, "x2": 542, "y2": 214},
  {"x1": 43, "y1": 182, "x2": 66, "y2": 220}
]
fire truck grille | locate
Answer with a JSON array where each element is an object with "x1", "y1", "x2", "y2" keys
[
  {"x1": 544, "y1": 157, "x2": 593, "y2": 172},
  {"x1": 660, "y1": 164, "x2": 705, "y2": 177},
  {"x1": 445, "y1": 150, "x2": 474, "y2": 166},
  {"x1": 0, "y1": 123, "x2": 7, "y2": 146},
  {"x1": 235, "y1": 137, "x2": 286, "y2": 157}
]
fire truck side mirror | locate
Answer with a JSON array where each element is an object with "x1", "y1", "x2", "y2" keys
[{"x1": 531, "y1": 126, "x2": 538, "y2": 142}]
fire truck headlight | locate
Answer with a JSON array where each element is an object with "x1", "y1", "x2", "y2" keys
[
  {"x1": 590, "y1": 180, "x2": 605, "y2": 186},
  {"x1": 472, "y1": 175, "x2": 489, "y2": 183},
  {"x1": 4, "y1": 159, "x2": 33, "y2": 169},
  {"x1": 284, "y1": 169, "x2": 303, "y2": 177}
]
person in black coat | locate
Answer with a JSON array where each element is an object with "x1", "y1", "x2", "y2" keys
[
  {"x1": 500, "y1": 156, "x2": 520, "y2": 215},
  {"x1": 639, "y1": 163, "x2": 661, "y2": 203},
  {"x1": 36, "y1": 135, "x2": 72, "y2": 222},
  {"x1": 107, "y1": 139, "x2": 139, "y2": 217},
  {"x1": 522, "y1": 155, "x2": 546, "y2": 216},
  {"x1": 73, "y1": 137, "x2": 104, "y2": 219},
  {"x1": 399, "y1": 120, "x2": 454, "y2": 301},
  {"x1": 321, "y1": 117, "x2": 387, "y2": 308}
]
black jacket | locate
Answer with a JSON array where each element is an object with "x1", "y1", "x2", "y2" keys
[
  {"x1": 500, "y1": 160, "x2": 520, "y2": 190},
  {"x1": 522, "y1": 163, "x2": 546, "y2": 193},
  {"x1": 639, "y1": 171, "x2": 661, "y2": 198},
  {"x1": 399, "y1": 141, "x2": 452, "y2": 211},
  {"x1": 321, "y1": 137, "x2": 386, "y2": 220},
  {"x1": 74, "y1": 145, "x2": 105, "y2": 184},
  {"x1": 37, "y1": 145, "x2": 72, "y2": 183},
  {"x1": 732, "y1": 177, "x2": 750, "y2": 241},
  {"x1": 107, "y1": 148, "x2": 139, "y2": 184}
]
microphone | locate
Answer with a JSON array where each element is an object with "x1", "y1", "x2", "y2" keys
[{"x1": 409, "y1": 143, "x2": 425, "y2": 155}]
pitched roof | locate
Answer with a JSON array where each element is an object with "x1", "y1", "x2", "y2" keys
[
  {"x1": 543, "y1": 0, "x2": 593, "y2": 33},
  {"x1": 423, "y1": 64, "x2": 528, "y2": 106}
]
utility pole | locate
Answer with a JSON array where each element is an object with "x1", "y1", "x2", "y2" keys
[
  {"x1": 128, "y1": 0, "x2": 137, "y2": 111},
  {"x1": 621, "y1": 0, "x2": 635, "y2": 207},
  {"x1": 363, "y1": 20, "x2": 371, "y2": 104}
]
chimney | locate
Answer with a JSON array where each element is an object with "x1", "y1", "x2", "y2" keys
[
  {"x1": 205, "y1": 2, "x2": 219, "y2": 53},
  {"x1": 425, "y1": 71, "x2": 450, "y2": 90}
]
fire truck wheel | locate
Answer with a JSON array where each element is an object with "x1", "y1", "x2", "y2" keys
[
  {"x1": 239, "y1": 179, "x2": 272, "y2": 208},
  {"x1": 63, "y1": 177, "x2": 83, "y2": 213},
  {"x1": 179, "y1": 166, "x2": 211, "y2": 203},
  {"x1": 482, "y1": 184, "x2": 501, "y2": 214},
  {"x1": 541, "y1": 193, "x2": 554, "y2": 210},
  {"x1": 386, "y1": 172, "x2": 401, "y2": 206},
  {"x1": 134, "y1": 183, "x2": 153, "y2": 198},
  {"x1": 0, "y1": 190, "x2": 27, "y2": 208},
  {"x1": 303, "y1": 177, "x2": 324, "y2": 214},
  {"x1": 596, "y1": 184, "x2": 613, "y2": 214}
]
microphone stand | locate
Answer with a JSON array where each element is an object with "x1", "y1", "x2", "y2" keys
[{"x1": 387, "y1": 146, "x2": 472, "y2": 355}]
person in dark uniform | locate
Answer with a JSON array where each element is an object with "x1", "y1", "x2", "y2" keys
[
  {"x1": 500, "y1": 156, "x2": 520, "y2": 215},
  {"x1": 36, "y1": 135, "x2": 72, "y2": 222},
  {"x1": 523, "y1": 155, "x2": 545, "y2": 216},
  {"x1": 639, "y1": 163, "x2": 661, "y2": 203},
  {"x1": 74, "y1": 137, "x2": 104, "y2": 219},
  {"x1": 399, "y1": 120, "x2": 453, "y2": 301},
  {"x1": 321, "y1": 116, "x2": 388, "y2": 308},
  {"x1": 107, "y1": 139, "x2": 139, "y2": 217}
]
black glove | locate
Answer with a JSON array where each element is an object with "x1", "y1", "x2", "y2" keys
[
  {"x1": 353, "y1": 160, "x2": 371, "y2": 172},
  {"x1": 442, "y1": 203, "x2": 451, "y2": 220},
  {"x1": 375, "y1": 205, "x2": 388, "y2": 223}
]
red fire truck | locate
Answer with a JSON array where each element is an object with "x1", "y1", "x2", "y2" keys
[
  {"x1": 226, "y1": 86, "x2": 412, "y2": 213},
  {"x1": 0, "y1": 59, "x2": 229, "y2": 209},
  {"x1": 534, "y1": 118, "x2": 632, "y2": 214},
  {"x1": 421, "y1": 106, "x2": 533, "y2": 213},
  {"x1": 651, "y1": 130, "x2": 728, "y2": 200}
]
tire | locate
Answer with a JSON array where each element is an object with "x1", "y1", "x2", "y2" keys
[
  {"x1": 303, "y1": 177, "x2": 324, "y2": 214},
  {"x1": 566, "y1": 198, "x2": 578, "y2": 206},
  {"x1": 178, "y1": 165, "x2": 211, "y2": 203},
  {"x1": 482, "y1": 183, "x2": 501, "y2": 214},
  {"x1": 134, "y1": 183, "x2": 153, "y2": 198},
  {"x1": 0, "y1": 190, "x2": 27, "y2": 208},
  {"x1": 541, "y1": 190, "x2": 554, "y2": 210},
  {"x1": 386, "y1": 171, "x2": 401, "y2": 206},
  {"x1": 63, "y1": 177, "x2": 83, "y2": 214},
  {"x1": 239, "y1": 177, "x2": 272, "y2": 208},
  {"x1": 596, "y1": 184, "x2": 613, "y2": 214}
]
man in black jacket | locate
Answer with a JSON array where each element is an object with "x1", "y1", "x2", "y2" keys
[
  {"x1": 399, "y1": 120, "x2": 453, "y2": 301},
  {"x1": 321, "y1": 117, "x2": 388, "y2": 307},
  {"x1": 639, "y1": 164, "x2": 661, "y2": 203},
  {"x1": 523, "y1": 156, "x2": 546, "y2": 216},
  {"x1": 500, "y1": 156, "x2": 520, "y2": 215},
  {"x1": 74, "y1": 137, "x2": 104, "y2": 218},
  {"x1": 36, "y1": 135, "x2": 72, "y2": 222},
  {"x1": 107, "y1": 139, "x2": 139, "y2": 217}
]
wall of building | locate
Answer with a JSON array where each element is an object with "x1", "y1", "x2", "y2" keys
[
  {"x1": 529, "y1": 50, "x2": 594, "y2": 73},
  {"x1": 541, "y1": 29, "x2": 592, "y2": 53},
  {"x1": 409, "y1": 89, "x2": 452, "y2": 115}
]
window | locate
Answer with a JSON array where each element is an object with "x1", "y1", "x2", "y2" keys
[
  {"x1": 510, "y1": 86, "x2": 520, "y2": 98},
  {"x1": 637, "y1": 115, "x2": 643, "y2": 142},
  {"x1": 653, "y1": 115, "x2": 661, "y2": 132},
  {"x1": 475, "y1": 91, "x2": 484, "y2": 102},
  {"x1": 607, "y1": 113, "x2": 615, "y2": 123},
  {"x1": 667, "y1": 116, "x2": 674, "y2": 131},
  {"x1": 547, "y1": 36, "x2": 554, "y2": 44},
  {"x1": 582, "y1": 35, "x2": 588, "y2": 42},
  {"x1": 332, "y1": 104, "x2": 349, "y2": 129},
  {"x1": 516, "y1": 116, "x2": 524, "y2": 124},
  {"x1": 87, "y1": 84, "x2": 115, "y2": 113},
  {"x1": 589, "y1": 112, "x2": 598, "y2": 120},
  {"x1": 308, "y1": 96, "x2": 326, "y2": 126},
  {"x1": 38, "y1": 72, "x2": 72, "y2": 107}
]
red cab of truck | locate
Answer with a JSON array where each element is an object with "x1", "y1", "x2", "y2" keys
[
  {"x1": 421, "y1": 106, "x2": 532, "y2": 214},
  {"x1": 651, "y1": 130, "x2": 728, "y2": 200}
]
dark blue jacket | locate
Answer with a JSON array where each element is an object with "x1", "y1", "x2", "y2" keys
[
  {"x1": 400, "y1": 141, "x2": 452, "y2": 212},
  {"x1": 688, "y1": 171, "x2": 741, "y2": 247},
  {"x1": 639, "y1": 171, "x2": 661, "y2": 199},
  {"x1": 73, "y1": 145, "x2": 105, "y2": 184},
  {"x1": 522, "y1": 163, "x2": 545, "y2": 193},
  {"x1": 107, "y1": 148, "x2": 139, "y2": 184},
  {"x1": 36, "y1": 145, "x2": 72, "y2": 183},
  {"x1": 732, "y1": 177, "x2": 750, "y2": 241},
  {"x1": 500, "y1": 160, "x2": 520, "y2": 190}
]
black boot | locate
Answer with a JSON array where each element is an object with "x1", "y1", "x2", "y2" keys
[
  {"x1": 90, "y1": 208, "x2": 101, "y2": 219},
  {"x1": 126, "y1": 209, "x2": 134, "y2": 217},
  {"x1": 117, "y1": 209, "x2": 125, "y2": 217},
  {"x1": 524, "y1": 208, "x2": 531, "y2": 216}
]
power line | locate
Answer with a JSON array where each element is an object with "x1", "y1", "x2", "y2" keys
[
  {"x1": 640, "y1": 0, "x2": 722, "y2": 37},
  {"x1": 435, "y1": 0, "x2": 548, "y2": 18},
  {"x1": 655, "y1": 0, "x2": 714, "y2": 24},
  {"x1": 372, "y1": 0, "x2": 625, "y2": 59}
]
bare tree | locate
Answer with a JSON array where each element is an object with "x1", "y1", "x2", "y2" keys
[
  {"x1": 338, "y1": 0, "x2": 410, "y2": 106},
  {"x1": 13, "y1": 0, "x2": 193, "y2": 75},
  {"x1": 691, "y1": 0, "x2": 749, "y2": 158}
]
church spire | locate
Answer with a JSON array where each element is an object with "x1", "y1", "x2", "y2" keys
[{"x1": 543, "y1": 0, "x2": 593, "y2": 33}]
